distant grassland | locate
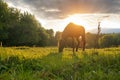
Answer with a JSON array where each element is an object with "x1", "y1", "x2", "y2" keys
[{"x1": 0, "y1": 47, "x2": 120, "y2": 80}]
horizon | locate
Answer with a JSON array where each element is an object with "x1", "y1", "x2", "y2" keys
[{"x1": 4, "y1": 0, "x2": 120, "y2": 32}]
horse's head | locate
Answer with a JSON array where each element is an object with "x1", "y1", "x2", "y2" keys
[{"x1": 58, "y1": 39, "x2": 65, "y2": 52}]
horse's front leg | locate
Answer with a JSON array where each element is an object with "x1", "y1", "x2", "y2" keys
[{"x1": 72, "y1": 37, "x2": 75, "y2": 53}]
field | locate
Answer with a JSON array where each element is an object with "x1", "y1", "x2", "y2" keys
[{"x1": 0, "y1": 47, "x2": 120, "y2": 80}]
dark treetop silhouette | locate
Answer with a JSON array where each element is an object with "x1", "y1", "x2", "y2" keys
[{"x1": 59, "y1": 22, "x2": 86, "y2": 52}]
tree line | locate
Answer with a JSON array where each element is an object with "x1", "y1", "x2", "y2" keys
[
  {"x1": 0, "y1": 0, "x2": 120, "y2": 48},
  {"x1": 86, "y1": 32, "x2": 120, "y2": 48},
  {"x1": 0, "y1": 0, "x2": 57, "y2": 46}
]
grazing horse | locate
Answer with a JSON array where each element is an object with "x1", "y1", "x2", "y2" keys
[{"x1": 58, "y1": 22, "x2": 86, "y2": 52}]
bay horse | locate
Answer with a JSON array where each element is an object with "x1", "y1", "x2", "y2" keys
[{"x1": 58, "y1": 22, "x2": 86, "y2": 52}]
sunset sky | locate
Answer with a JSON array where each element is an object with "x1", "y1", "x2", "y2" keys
[{"x1": 4, "y1": 0, "x2": 120, "y2": 32}]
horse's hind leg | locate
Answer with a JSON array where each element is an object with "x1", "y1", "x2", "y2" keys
[{"x1": 76, "y1": 38, "x2": 80, "y2": 52}]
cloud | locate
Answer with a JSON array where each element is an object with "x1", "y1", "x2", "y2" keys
[{"x1": 4, "y1": 0, "x2": 120, "y2": 19}]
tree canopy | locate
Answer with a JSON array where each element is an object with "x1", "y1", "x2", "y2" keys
[{"x1": 0, "y1": 0, "x2": 55, "y2": 46}]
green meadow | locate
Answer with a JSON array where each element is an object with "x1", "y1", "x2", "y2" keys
[{"x1": 0, "y1": 47, "x2": 120, "y2": 80}]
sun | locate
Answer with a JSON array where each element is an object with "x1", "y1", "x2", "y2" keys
[{"x1": 64, "y1": 14, "x2": 86, "y2": 26}]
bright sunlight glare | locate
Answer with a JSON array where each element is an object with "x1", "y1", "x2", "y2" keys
[
  {"x1": 63, "y1": 14, "x2": 90, "y2": 30},
  {"x1": 65, "y1": 14, "x2": 85, "y2": 26}
]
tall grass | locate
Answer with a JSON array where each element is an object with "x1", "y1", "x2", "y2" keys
[{"x1": 0, "y1": 47, "x2": 120, "y2": 80}]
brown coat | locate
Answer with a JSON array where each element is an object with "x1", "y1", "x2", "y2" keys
[{"x1": 59, "y1": 22, "x2": 86, "y2": 52}]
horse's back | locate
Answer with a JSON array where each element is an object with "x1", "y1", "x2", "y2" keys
[{"x1": 62, "y1": 23, "x2": 85, "y2": 37}]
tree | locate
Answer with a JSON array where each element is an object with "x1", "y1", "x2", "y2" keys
[
  {"x1": 17, "y1": 13, "x2": 39, "y2": 46},
  {"x1": 112, "y1": 33, "x2": 120, "y2": 47},
  {"x1": 37, "y1": 27, "x2": 49, "y2": 46},
  {"x1": 86, "y1": 32, "x2": 97, "y2": 48},
  {"x1": 46, "y1": 29, "x2": 56, "y2": 46},
  {"x1": 0, "y1": 0, "x2": 9, "y2": 45},
  {"x1": 99, "y1": 34, "x2": 114, "y2": 48},
  {"x1": 0, "y1": 0, "x2": 55, "y2": 46},
  {"x1": 96, "y1": 22, "x2": 101, "y2": 48}
]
